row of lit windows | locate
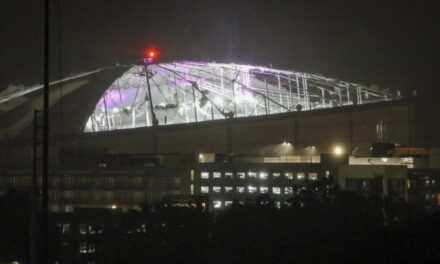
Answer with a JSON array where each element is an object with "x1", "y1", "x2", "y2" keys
[
  {"x1": 201, "y1": 185, "x2": 294, "y2": 195},
  {"x1": 56, "y1": 223, "x2": 104, "y2": 236},
  {"x1": 425, "y1": 179, "x2": 437, "y2": 187},
  {"x1": 80, "y1": 224, "x2": 104, "y2": 235},
  {"x1": 212, "y1": 200, "x2": 288, "y2": 209},
  {"x1": 200, "y1": 171, "x2": 318, "y2": 180}
]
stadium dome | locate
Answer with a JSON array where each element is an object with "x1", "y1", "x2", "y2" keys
[{"x1": 83, "y1": 61, "x2": 393, "y2": 132}]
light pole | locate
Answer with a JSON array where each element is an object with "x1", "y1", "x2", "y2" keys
[{"x1": 41, "y1": 0, "x2": 50, "y2": 263}]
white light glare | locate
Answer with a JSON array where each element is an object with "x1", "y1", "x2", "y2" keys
[{"x1": 333, "y1": 146, "x2": 343, "y2": 155}]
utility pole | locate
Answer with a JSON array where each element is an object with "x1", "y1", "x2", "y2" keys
[{"x1": 41, "y1": 0, "x2": 50, "y2": 262}]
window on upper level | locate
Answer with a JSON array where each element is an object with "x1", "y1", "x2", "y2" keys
[
  {"x1": 248, "y1": 171, "x2": 257, "y2": 178},
  {"x1": 285, "y1": 172, "x2": 293, "y2": 180},
  {"x1": 259, "y1": 172, "x2": 268, "y2": 180},
  {"x1": 272, "y1": 187, "x2": 281, "y2": 195},
  {"x1": 273, "y1": 172, "x2": 281, "y2": 178},
  {"x1": 260, "y1": 186, "x2": 269, "y2": 193},
  {"x1": 201, "y1": 186, "x2": 209, "y2": 193},
  {"x1": 213, "y1": 172, "x2": 221, "y2": 179},
  {"x1": 201, "y1": 172, "x2": 209, "y2": 179},
  {"x1": 248, "y1": 186, "x2": 257, "y2": 193},
  {"x1": 80, "y1": 224, "x2": 87, "y2": 235},
  {"x1": 309, "y1": 172, "x2": 318, "y2": 180}
]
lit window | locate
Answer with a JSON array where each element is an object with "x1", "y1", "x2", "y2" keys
[
  {"x1": 65, "y1": 205, "x2": 73, "y2": 212},
  {"x1": 273, "y1": 172, "x2": 281, "y2": 178},
  {"x1": 361, "y1": 180, "x2": 370, "y2": 191},
  {"x1": 213, "y1": 186, "x2": 221, "y2": 193},
  {"x1": 248, "y1": 186, "x2": 257, "y2": 193},
  {"x1": 80, "y1": 243, "x2": 87, "y2": 254},
  {"x1": 201, "y1": 172, "x2": 209, "y2": 179},
  {"x1": 213, "y1": 172, "x2": 221, "y2": 179},
  {"x1": 80, "y1": 224, "x2": 87, "y2": 235},
  {"x1": 62, "y1": 223, "x2": 70, "y2": 234},
  {"x1": 285, "y1": 172, "x2": 294, "y2": 180},
  {"x1": 237, "y1": 172, "x2": 245, "y2": 179},
  {"x1": 284, "y1": 187, "x2": 293, "y2": 195},
  {"x1": 275, "y1": 201, "x2": 281, "y2": 209},
  {"x1": 237, "y1": 186, "x2": 245, "y2": 193},
  {"x1": 248, "y1": 171, "x2": 257, "y2": 178},
  {"x1": 260, "y1": 186, "x2": 269, "y2": 193},
  {"x1": 325, "y1": 170, "x2": 330, "y2": 178},
  {"x1": 296, "y1": 172, "x2": 305, "y2": 180},
  {"x1": 88, "y1": 243, "x2": 96, "y2": 253},
  {"x1": 225, "y1": 186, "x2": 233, "y2": 193},
  {"x1": 190, "y1": 170, "x2": 194, "y2": 181},
  {"x1": 201, "y1": 186, "x2": 209, "y2": 193},
  {"x1": 309, "y1": 172, "x2": 318, "y2": 181},
  {"x1": 199, "y1": 153, "x2": 215, "y2": 163},
  {"x1": 225, "y1": 172, "x2": 233, "y2": 178},
  {"x1": 225, "y1": 201, "x2": 233, "y2": 207},
  {"x1": 88, "y1": 225, "x2": 95, "y2": 235},
  {"x1": 213, "y1": 200, "x2": 222, "y2": 208},
  {"x1": 272, "y1": 187, "x2": 281, "y2": 195},
  {"x1": 259, "y1": 172, "x2": 268, "y2": 180}
]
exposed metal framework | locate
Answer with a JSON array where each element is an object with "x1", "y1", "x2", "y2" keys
[{"x1": 84, "y1": 61, "x2": 394, "y2": 132}]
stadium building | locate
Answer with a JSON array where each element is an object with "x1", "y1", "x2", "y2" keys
[{"x1": 0, "y1": 61, "x2": 438, "y2": 211}]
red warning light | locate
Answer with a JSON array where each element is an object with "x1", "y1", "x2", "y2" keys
[
  {"x1": 143, "y1": 48, "x2": 159, "y2": 64},
  {"x1": 145, "y1": 49, "x2": 158, "y2": 59}
]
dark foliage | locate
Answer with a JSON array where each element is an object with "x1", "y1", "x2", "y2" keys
[{"x1": 1, "y1": 186, "x2": 439, "y2": 263}]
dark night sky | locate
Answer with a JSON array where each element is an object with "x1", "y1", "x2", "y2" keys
[{"x1": 1, "y1": 0, "x2": 438, "y2": 98}]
